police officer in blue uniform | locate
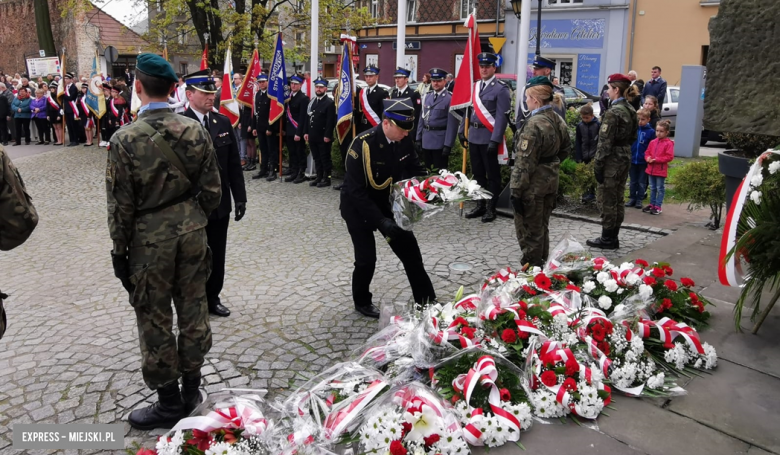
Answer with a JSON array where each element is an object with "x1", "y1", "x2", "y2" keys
[
  {"x1": 303, "y1": 78, "x2": 337, "y2": 187},
  {"x1": 517, "y1": 56, "x2": 567, "y2": 131},
  {"x1": 459, "y1": 53, "x2": 511, "y2": 222},
  {"x1": 390, "y1": 68, "x2": 421, "y2": 136},
  {"x1": 415, "y1": 68, "x2": 457, "y2": 171},
  {"x1": 340, "y1": 98, "x2": 436, "y2": 318}
]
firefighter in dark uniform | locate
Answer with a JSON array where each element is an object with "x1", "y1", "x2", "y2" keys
[
  {"x1": 458, "y1": 53, "x2": 511, "y2": 223},
  {"x1": 390, "y1": 67, "x2": 421, "y2": 138},
  {"x1": 303, "y1": 77, "x2": 337, "y2": 188},
  {"x1": 415, "y1": 67, "x2": 458, "y2": 171},
  {"x1": 251, "y1": 73, "x2": 273, "y2": 180},
  {"x1": 340, "y1": 98, "x2": 437, "y2": 318},
  {"x1": 182, "y1": 69, "x2": 247, "y2": 317},
  {"x1": 336, "y1": 65, "x2": 389, "y2": 191},
  {"x1": 284, "y1": 75, "x2": 310, "y2": 183}
]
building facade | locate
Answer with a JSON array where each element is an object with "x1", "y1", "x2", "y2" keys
[
  {"x1": 626, "y1": 0, "x2": 718, "y2": 86},
  {"x1": 355, "y1": 0, "x2": 506, "y2": 85},
  {"x1": 503, "y1": 0, "x2": 630, "y2": 95}
]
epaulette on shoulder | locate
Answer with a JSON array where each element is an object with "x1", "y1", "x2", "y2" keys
[
  {"x1": 356, "y1": 131, "x2": 374, "y2": 140},
  {"x1": 496, "y1": 79, "x2": 508, "y2": 87}
]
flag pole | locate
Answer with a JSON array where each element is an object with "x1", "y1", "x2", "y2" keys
[
  {"x1": 278, "y1": 29, "x2": 284, "y2": 180},
  {"x1": 61, "y1": 50, "x2": 67, "y2": 148}
]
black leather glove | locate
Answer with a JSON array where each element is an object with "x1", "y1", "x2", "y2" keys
[
  {"x1": 458, "y1": 133, "x2": 468, "y2": 148},
  {"x1": 378, "y1": 218, "x2": 403, "y2": 242},
  {"x1": 487, "y1": 141, "x2": 499, "y2": 154},
  {"x1": 414, "y1": 141, "x2": 422, "y2": 153},
  {"x1": 594, "y1": 168, "x2": 605, "y2": 185},
  {"x1": 442, "y1": 146, "x2": 451, "y2": 157},
  {"x1": 111, "y1": 252, "x2": 134, "y2": 295},
  {"x1": 510, "y1": 197, "x2": 524, "y2": 216},
  {"x1": 507, "y1": 158, "x2": 515, "y2": 167},
  {"x1": 235, "y1": 202, "x2": 246, "y2": 221}
]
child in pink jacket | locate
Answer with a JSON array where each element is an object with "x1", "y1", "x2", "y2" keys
[{"x1": 643, "y1": 120, "x2": 674, "y2": 215}]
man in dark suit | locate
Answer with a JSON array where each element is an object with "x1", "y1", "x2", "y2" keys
[
  {"x1": 63, "y1": 72, "x2": 85, "y2": 146},
  {"x1": 340, "y1": 98, "x2": 436, "y2": 318},
  {"x1": 303, "y1": 78, "x2": 337, "y2": 187},
  {"x1": 390, "y1": 68, "x2": 421, "y2": 136},
  {"x1": 284, "y1": 75, "x2": 310, "y2": 183},
  {"x1": 641, "y1": 66, "x2": 667, "y2": 109},
  {"x1": 445, "y1": 73, "x2": 455, "y2": 93},
  {"x1": 251, "y1": 73, "x2": 273, "y2": 180},
  {"x1": 182, "y1": 70, "x2": 247, "y2": 317}
]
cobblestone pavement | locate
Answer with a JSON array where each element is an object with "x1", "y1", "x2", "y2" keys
[{"x1": 0, "y1": 146, "x2": 662, "y2": 454}]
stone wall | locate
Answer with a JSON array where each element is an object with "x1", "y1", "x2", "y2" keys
[{"x1": 703, "y1": 0, "x2": 780, "y2": 136}]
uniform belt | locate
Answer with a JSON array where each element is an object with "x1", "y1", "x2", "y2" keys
[
  {"x1": 424, "y1": 125, "x2": 447, "y2": 131},
  {"x1": 135, "y1": 192, "x2": 197, "y2": 217},
  {"x1": 470, "y1": 122, "x2": 485, "y2": 128},
  {"x1": 538, "y1": 156, "x2": 559, "y2": 165}
]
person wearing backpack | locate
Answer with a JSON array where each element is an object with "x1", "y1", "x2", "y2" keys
[{"x1": 0, "y1": 144, "x2": 39, "y2": 339}]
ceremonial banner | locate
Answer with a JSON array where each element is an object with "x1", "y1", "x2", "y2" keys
[
  {"x1": 86, "y1": 49, "x2": 106, "y2": 119},
  {"x1": 268, "y1": 33, "x2": 289, "y2": 124},
  {"x1": 336, "y1": 42, "x2": 355, "y2": 143}
]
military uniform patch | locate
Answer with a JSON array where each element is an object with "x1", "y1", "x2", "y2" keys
[
  {"x1": 520, "y1": 139, "x2": 529, "y2": 151},
  {"x1": 348, "y1": 150, "x2": 359, "y2": 159},
  {"x1": 601, "y1": 124, "x2": 609, "y2": 133},
  {"x1": 106, "y1": 160, "x2": 114, "y2": 184}
]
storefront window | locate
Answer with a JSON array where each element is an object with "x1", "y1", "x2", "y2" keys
[{"x1": 547, "y1": 0, "x2": 583, "y2": 5}]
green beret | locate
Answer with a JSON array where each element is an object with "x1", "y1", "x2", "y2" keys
[
  {"x1": 135, "y1": 53, "x2": 178, "y2": 83},
  {"x1": 526, "y1": 76, "x2": 554, "y2": 89}
]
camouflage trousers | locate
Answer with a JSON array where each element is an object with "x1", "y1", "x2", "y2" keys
[
  {"x1": 597, "y1": 160, "x2": 631, "y2": 230},
  {"x1": 514, "y1": 192, "x2": 557, "y2": 267},
  {"x1": 128, "y1": 229, "x2": 213, "y2": 390}
]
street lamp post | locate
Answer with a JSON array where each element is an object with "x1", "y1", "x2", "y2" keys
[{"x1": 510, "y1": 0, "x2": 533, "y2": 116}]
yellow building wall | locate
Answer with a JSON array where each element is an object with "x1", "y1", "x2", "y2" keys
[{"x1": 627, "y1": 0, "x2": 718, "y2": 86}]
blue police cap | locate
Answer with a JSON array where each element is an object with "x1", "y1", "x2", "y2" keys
[
  {"x1": 290, "y1": 75, "x2": 303, "y2": 84},
  {"x1": 182, "y1": 69, "x2": 217, "y2": 93},
  {"x1": 393, "y1": 67, "x2": 411, "y2": 78},
  {"x1": 363, "y1": 65, "x2": 380, "y2": 75},
  {"x1": 477, "y1": 53, "x2": 498, "y2": 66},
  {"x1": 136, "y1": 53, "x2": 179, "y2": 82},
  {"x1": 383, "y1": 98, "x2": 415, "y2": 130},
  {"x1": 257, "y1": 73, "x2": 268, "y2": 81},
  {"x1": 532, "y1": 56, "x2": 556, "y2": 70},
  {"x1": 429, "y1": 68, "x2": 447, "y2": 80},
  {"x1": 313, "y1": 78, "x2": 328, "y2": 87}
]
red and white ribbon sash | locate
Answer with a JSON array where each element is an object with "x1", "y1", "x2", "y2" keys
[
  {"x1": 323, "y1": 379, "x2": 387, "y2": 439},
  {"x1": 287, "y1": 104, "x2": 299, "y2": 129},
  {"x1": 481, "y1": 267, "x2": 515, "y2": 290},
  {"x1": 452, "y1": 355, "x2": 522, "y2": 445},
  {"x1": 455, "y1": 294, "x2": 481, "y2": 311},
  {"x1": 472, "y1": 81, "x2": 508, "y2": 165},
  {"x1": 359, "y1": 88, "x2": 380, "y2": 127},
  {"x1": 401, "y1": 173, "x2": 458, "y2": 206},
  {"x1": 171, "y1": 403, "x2": 268, "y2": 435},
  {"x1": 47, "y1": 95, "x2": 60, "y2": 110},
  {"x1": 624, "y1": 317, "x2": 704, "y2": 354},
  {"x1": 69, "y1": 101, "x2": 79, "y2": 118},
  {"x1": 79, "y1": 98, "x2": 94, "y2": 128},
  {"x1": 719, "y1": 149, "x2": 780, "y2": 287},
  {"x1": 110, "y1": 99, "x2": 119, "y2": 117}
]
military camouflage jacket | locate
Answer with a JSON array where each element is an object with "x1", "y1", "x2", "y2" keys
[
  {"x1": 106, "y1": 108, "x2": 222, "y2": 253},
  {"x1": 594, "y1": 99, "x2": 637, "y2": 174},
  {"x1": 511, "y1": 106, "x2": 571, "y2": 198},
  {"x1": 0, "y1": 147, "x2": 38, "y2": 251}
]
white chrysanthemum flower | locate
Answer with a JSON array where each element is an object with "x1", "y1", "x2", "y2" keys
[
  {"x1": 647, "y1": 372, "x2": 665, "y2": 390},
  {"x1": 617, "y1": 288, "x2": 625, "y2": 294},
  {"x1": 630, "y1": 335, "x2": 644, "y2": 355},
  {"x1": 703, "y1": 342, "x2": 718, "y2": 369},
  {"x1": 750, "y1": 172, "x2": 764, "y2": 188},
  {"x1": 531, "y1": 266, "x2": 542, "y2": 274},
  {"x1": 604, "y1": 279, "x2": 619, "y2": 293},
  {"x1": 664, "y1": 343, "x2": 689, "y2": 370},
  {"x1": 506, "y1": 402, "x2": 533, "y2": 430},
  {"x1": 205, "y1": 442, "x2": 233, "y2": 455},
  {"x1": 596, "y1": 272, "x2": 610, "y2": 284},
  {"x1": 582, "y1": 281, "x2": 596, "y2": 293},
  {"x1": 750, "y1": 190, "x2": 762, "y2": 205},
  {"x1": 769, "y1": 160, "x2": 780, "y2": 174},
  {"x1": 638, "y1": 284, "x2": 654, "y2": 299},
  {"x1": 553, "y1": 313, "x2": 569, "y2": 331},
  {"x1": 598, "y1": 295, "x2": 612, "y2": 310}
]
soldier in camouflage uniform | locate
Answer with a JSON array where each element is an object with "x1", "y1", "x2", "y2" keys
[
  {"x1": 586, "y1": 74, "x2": 638, "y2": 250},
  {"x1": 106, "y1": 54, "x2": 222, "y2": 430},
  {"x1": 510, "y1": 77, "x2": 571, "y2": 267},
  {"x1": 1, "y1": 145, "x2": 39, "y2": 339}
]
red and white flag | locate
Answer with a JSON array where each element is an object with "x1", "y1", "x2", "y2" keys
[
  {"x1": 199, "y1": 46, "x2": 208, "y2": 71},
  {"x1": 236, "y1": 48, "x2": 261, "y2": 114},
  {"x1": 219, "y1": 48, "x2": 240, "y2": 127},
  {"x1": 449, "y1": 13, "x2": 480, "y2": 111}
]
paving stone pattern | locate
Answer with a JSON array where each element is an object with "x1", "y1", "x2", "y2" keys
[{"x1": 0, "y1": 146, "x2": 661, "y2": 454}]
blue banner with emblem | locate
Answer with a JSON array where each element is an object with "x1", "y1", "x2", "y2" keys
[
  {"x1": 86, "y1": 49, "x2": 106, "y2": 119},
  {"x1": 336, "y1": 42, "x2": 354, "y2": 143}
]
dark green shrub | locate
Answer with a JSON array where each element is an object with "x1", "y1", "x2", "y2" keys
[
  {"x1": 669, "y1": 159, "x2": 725, "y2": 228},
  {"x1": 722, "y1": 133, "x2": 780, "y2": 159}
]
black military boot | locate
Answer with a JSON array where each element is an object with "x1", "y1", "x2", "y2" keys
[
  {"x1": 465, "y1": 200, "x2": 486, "y2": 219},
  {"x1": 586, "y1": 229, "x2": 620, "y2": 250},
  {"x1": 481, "y1": 199, "x2": 497, "y2": 223},
  {"x1": 310, "y1": 170, "x2": 323, "y2": 187},
  {"x1": 284, "y1": 170, "x2": 298, "y2": 182},
  {"x1": 181, "y1": 371, "x2": 206, "y2": 415},
  {"x1": 128, "y1": 382, "x2": 186, "y2": 430},
  {"x1": 317, "y1": 176, "x2": 331, "y2": 188},
  {"x1": 293, "y1": 170, "x2": 307, "y2": 184}
]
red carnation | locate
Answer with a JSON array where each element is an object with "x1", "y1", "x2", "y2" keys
[
  {"x1": 553, "y1": 274, "x2": 568, "y2": 282},
  {"x1": 695, "y1": 301, "x2": 705, "y2": 313},
  {"x1": 540, "y1": 370, "x2": 558, "y2": 387},
  {"x1": 566, "y1": 284, "x2": 582, "y2": 292},
  {"x1": 652, "y1": 267, "x2": 665, "y2": 278},
  {"x1": 565, "y1": 358, "x2": 579, "y2": 376},
  {"x1": 664, "y1": 280, "x2": 678, "y2": 292},
  {"x1": 451, "y1": 394, "x2": 461, "y2": 404},
  {"x1": 689, "y1": 292, "x2": 699, "y2": 302},
  {"x1": 499, "y1": 388, "x2": 512, "y2": 401},
  {"x1": 423, "y1": 434, "x2": 441, "y2": 447},
  {"x1": 501, "y1": 328, "x2": 518, "y2": 344},
  {"x1": 680, "y1": 277, "x2": 695, "y2": 287},
  {"x1": 563, "y1": 377, "x2": 577, "y2": 392},
  {"x1": 643, "y1": 276, "x2": 657, "y2": 286},
  {"x1": 534, "y1": 274, "x2": 552, "y2": 290},
  {"x1": 597, "y1": 340, "x2": 611, "y2": 356},
  {"x1": 663, "y1": 266, "x2": 674, "y2": 276},
  {"x1": 604, "y1": 320, "x2": 614, "y2": 334},
  {"x1": 517, "y1": 309, "x2": 527, "y2": 320},
  {"x1": 518, "y1": 300, "x2": 529, "y2": 310},
  {"x1": 401, "y1": 422, "x2": 412, "y2": 436},
  {"x1": 603, "y1": 384, "x2": 612, "y2": 406},
  {"x1": 390, "y1": 440, "x2": 408, "y2": 455},
  {"x1": 460, "y1": 326, "x2": 476, "y2": 339},
  {"x1": 590, "y1": 323, "x2": 606, "y2": 342},
  {"x1": 522, "y1": 285, "x2": 537, "y2": 296},
  {"x1": 635, "y1": 259, "x2": 649, "y2": 267},
  {"x1": 452, "y1": 317, "x2": 469, "y2": 327}
]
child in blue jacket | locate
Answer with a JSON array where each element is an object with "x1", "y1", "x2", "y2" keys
[{"x1": 626, "y1": 108, "x2": 656, "y2": 208}]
